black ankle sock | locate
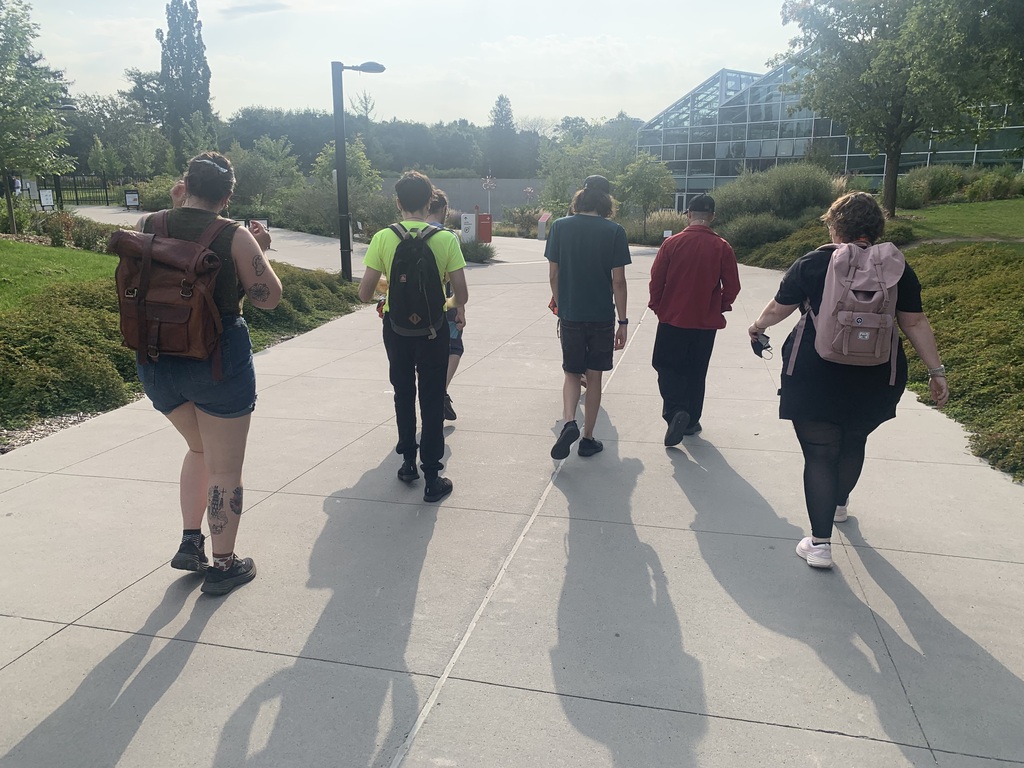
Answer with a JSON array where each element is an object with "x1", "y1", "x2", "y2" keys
[{"x1": 182, "y1": 529, "x2": 203, "y2": 547}]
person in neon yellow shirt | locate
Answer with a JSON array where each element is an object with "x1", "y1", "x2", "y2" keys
[{"x1": 358, "y1": 171, "x2": 468, "y2": 503}]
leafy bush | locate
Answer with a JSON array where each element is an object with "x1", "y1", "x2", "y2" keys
[
  {"x1": 903, "y1": 165, "x2": 965, "y2": 203},
  {"x1": 0, "y1": 194, "x2": 34, "y2": 234},
  {"x1": 0, "y1": 280, "x2": 137, "y2": 428},
  {"x1": 460, "y1": 241, "x2": 494, "y2": 263},
  {"x1": 270, "y1": 178, "x2": 337, "y2": 237},
  {"x1": 714, "y1": 163, "x2": 835, "y2": 225},
  {"x1": 965, "y1": 172, "x2": 1014, "y2": 202},
  {"x1": 503, "y1": 206, "x2": 545, "y2": 237},
  {"x1": 883, "y1": 219, "x2": 915, "y2": 246},
  {"x1": 621, "y1": 210, "x2": 689, "y2": 245},
  {"x1": 717, "y1": 212, "x2": 797, "y2": 254},
  {"x1": 896, "y1": 177, "x2": 926, "y2": 209},
  {"x1": 24, "y1": 211, "x2": 122, "y2": 252},
  {"x1": 135, "y1": 174, "x2": 179, "y2": 212},
  {"x1": 740, "y1": 220, "x2": 830, "y2": 269}
]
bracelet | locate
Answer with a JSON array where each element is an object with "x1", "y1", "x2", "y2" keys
[
  {"x1": 753, "y1": 321, "x2": 766, "y2": 331},
  {"x1": 927, "y1": 365, "x2": 946, "y2": 378},
  {"x1": 618, "y1": 319, "x2": 628, "y2": 325}
]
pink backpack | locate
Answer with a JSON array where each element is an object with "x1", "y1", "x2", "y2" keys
[{"x1": 787, "y1": 241, "x2": 906, "y2": 385}]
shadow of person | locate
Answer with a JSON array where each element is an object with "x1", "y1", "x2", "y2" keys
[
  {"x1": 1, "y1": 576, "x2": 217, "y2": 767},
  {"x1": 550, "y1": 425, "x2": 707, "y2": 765},
  {"x1": 840, "y1": 516, "x2": 1024, "y2": 762},
  {"x1": 673, "y1": 444, "x2": 1024, "y2": 763},
  {"x1": 213, "y1": 453, "x2": 437, "y2": 768}
]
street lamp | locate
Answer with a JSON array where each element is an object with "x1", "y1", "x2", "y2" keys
[{"x1": 332, "y1": 60, "x2": 385, "y2": 282}]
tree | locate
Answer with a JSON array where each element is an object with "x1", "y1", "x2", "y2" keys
[
  {"x1": 781, "y1": 0, "x2": 1004, "y2": 217},
  {"x1": 617, "y1": 153, "x2": 676, "y2": 239},
  {"x1": 0, "y1": 0, "x2": 75, "y2": 233},
  {"x1": 120, "y1": 68, "x2": 164, "y2": 124},
  {"x1": 87, "y1": 136, "x2": 122, "y2": 181},
  {"x1": 178, "y1": 110, "x2": 218, "y2": 164},
  {"x1": 485, "y1": 94, "x2": 520, "y2": 177},
  {"x1": 156, "y1": 0, "x2": 212, "y2": 166}
]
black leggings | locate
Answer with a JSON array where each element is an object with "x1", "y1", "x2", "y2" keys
[{"x1": 792, "y1": 420, "x2": 877, "y2": 539}]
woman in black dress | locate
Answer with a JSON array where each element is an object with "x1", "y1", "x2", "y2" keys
[{"x1": 748, "y1": 192, "x2": 949, "y2": 569}]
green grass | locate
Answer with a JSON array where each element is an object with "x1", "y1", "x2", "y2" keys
[
  {"x1": 0, "y1": 241, "x2": 118, "y2": 312},
  {"x1": 900, "y1": 198, "x2": 1024, "y2": 241}
]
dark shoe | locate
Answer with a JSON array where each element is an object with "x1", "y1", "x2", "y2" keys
[
  {"x1": 424, "y1": 476, "x2": 453, "y2": 503},
  {"x1": 171, "y1": 535, "x2": 208, "y2": 571},
  {"x1": 664, "y1": 410, "x2": 690, "y2": 446},
  {"x1": 398, "y1": 460, "x2": 419, "y2": 482},
  {"x1": 201, "y1": 556, "x2": 257, "y2": 596},
  {"x1": 578, "y1": 437, "x2": 603, "y2": 457},
  {"x1": 683, "y1": 421, "x2": 702, "y2": 436},
  {"x1": 444, "y1": 394, "x2": 457, "y2": 421},
  {"x1": 551, "y1": 420, "x2": 580, "y2": 459}
]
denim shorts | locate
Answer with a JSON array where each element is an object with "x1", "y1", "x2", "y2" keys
[
  {"x1": 559, "y1": 319, "x2": 614, "y2": 373},
  {"x1": 137, "y1": 316, "x2": 257, "y2": 418},
  {"x1": 446, "y1": 307, "x2": 464, "y2": 357}
]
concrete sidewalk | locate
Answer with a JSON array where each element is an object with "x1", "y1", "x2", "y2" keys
[{"x1": 1, "y1": 229, "x2": 1022, "y2": 767}]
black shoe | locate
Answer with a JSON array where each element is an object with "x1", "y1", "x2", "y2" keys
[
  {"x1": 201, "y1": 556, "x2": 257, "y2": 596},
  {"x1": 683, "y1": 421, "x2": 702, "y2": 436},
  {"x1": 551, "y1": 420, "x2": 580, "y2": 459},
  {"x1": 171, "y1": 535, "x2": 208, "y2": 571},
  {"x1": 664, "y1": 410, "x2": 690, "y2": 446},
  {"x1": 398, "y1": 460, "x2": 419, "y2": 482},
  {"x1": 578, "y1": 437, "x2": 603, "y2": 457},
  {"x1": 444, "y1": 394, "x2": 457, "y2": 421},
  {"x1": 424, "y1": 476, "x2": 453, "y2": 503}
]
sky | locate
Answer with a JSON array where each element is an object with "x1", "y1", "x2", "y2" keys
[{"x1": 33, "y1": 0, "x2": 797, "y2": 128}]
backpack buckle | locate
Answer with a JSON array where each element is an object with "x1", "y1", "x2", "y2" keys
[
  {"x1": 180, "y1": 279, "x2": 194, "y2": 298},
  {"x1": 124, "y1": 288, "x2": 138, "y2": 298}
]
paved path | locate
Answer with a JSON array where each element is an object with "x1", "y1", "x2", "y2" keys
[{"x1": 1, "y1": 220, "x2": 1022, "y2": 767}]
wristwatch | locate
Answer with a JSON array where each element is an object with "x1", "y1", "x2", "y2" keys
[{"x1": 618, "y1": 319, "x2": 629, "y2": 325}]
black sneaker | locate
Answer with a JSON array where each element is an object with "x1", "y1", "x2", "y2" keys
[
  {"x1": 201, "y1": 556, "x2": 257, "y2": 596},
  {"x1": 683, "y1": 421, "x2": 702, "y2": 436},
  {"x1": 424, "y1": 476, "x2": 453, "y2": 503},
  {"x1": 171, "y1": 535, "x2": 208, "y2": 571},
  {"x1": 578, "y1": 437, "x2": 603, "y2": 457},
  {"x1": 664, "y1": 410, "x2": 690, "y2": 446},
  {"x1": 398, "y1": 460, "x2": 419, "y2": 482},
  {"x1": 551, "y1": 420, "x2": 580, "y2": 459},
  {"x1": 444, "y1": 394, "x2": 457, "y2": 421}
]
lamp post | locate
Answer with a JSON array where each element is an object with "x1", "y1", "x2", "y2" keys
[{"x1": 332, "y1": 60, "x2": 384, "y2": 282}]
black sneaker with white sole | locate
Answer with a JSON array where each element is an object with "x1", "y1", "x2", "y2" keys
[{"x1": 201, "y1": 556, "x2": 257, "y2": 596}]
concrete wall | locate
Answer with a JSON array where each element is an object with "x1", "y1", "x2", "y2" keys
[{"x1": 380, "y1": 178, "x2": 546, "y2": 222}]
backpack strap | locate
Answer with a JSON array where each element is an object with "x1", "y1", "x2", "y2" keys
[
  {"x1": 194, "y1": 216, "x2": 234, "y2": 251},
  {"x1": 419, "y1": 224, "x2": 442, "y2": 241},
  {"x1": 388, "y1": 222, "x2": 410, "y2": 240},
  {"x1": 152, "y1": 209, "x2": 171, "y2": 237}
]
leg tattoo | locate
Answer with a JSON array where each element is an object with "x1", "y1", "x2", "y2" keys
[
  {"x1": 230, "y1": 486, "x2": 243, "y2": 516},
  {"x1": 208, "y1": 485, "x2": 228, "y2": 534}
]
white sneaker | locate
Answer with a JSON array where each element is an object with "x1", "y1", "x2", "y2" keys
[
  {"x1": 796, "y1": 537, "x2": 833, "y2": 569},
  {"x1": 834, "y1": 504, "x2": 849, "y2": 523}
]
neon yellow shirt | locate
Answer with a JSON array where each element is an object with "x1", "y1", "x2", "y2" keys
[{"x1": 364, "y1": 222, "x2": 466, "y2": 313}]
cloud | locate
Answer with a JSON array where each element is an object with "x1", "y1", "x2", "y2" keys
[{"x1": 219, "y1": 2, "x2": 289, "y2": 20}]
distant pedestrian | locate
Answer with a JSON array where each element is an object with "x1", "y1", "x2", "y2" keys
[
  {"x1": 648, "y1": 193, "x2": 740, "y2": 445},
  {"x1": 749, "y1": 191, "x2": 948, "y2": 569},
  {"x1": 427, "y1": 189, "x2": 464, "y2": 421},
  {"x1": 546, "y1": 174, "x2": 631, "y2": 460},
  {"x1": 358, "y1": 171, "x2": 468, "y2": 502}
]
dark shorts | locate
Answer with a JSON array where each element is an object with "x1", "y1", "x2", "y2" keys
[
  {"x1": 138, "y1": 316, "x2": 257, "y2": 419},
  {"x1": 559, "y1": 319, "x2": 614, "y2": 374},
  {"x1": 446, "y1": 306, "x2": 464, "y2": 357}
]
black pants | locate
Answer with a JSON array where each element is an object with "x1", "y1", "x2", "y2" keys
[
  {"x1": 652, "y1": 324, "x2": 717, "y2": 426},
  {"x1": 383, "y1": 317, "x2": 449, "y2": 476},
  {"x1": 792, "y1": 420, "x2": 876, "y2": 539}
]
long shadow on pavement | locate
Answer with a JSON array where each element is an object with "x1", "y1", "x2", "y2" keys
[
  {"x1": 213, "y1": 455, "x2": 436, "y2": 768},
  {"x1": 551, "y1": 425, "x2": 707, "y2": 765},
  {"x1": 1, "y1": 577, "x2": 217, "y2": 767}
]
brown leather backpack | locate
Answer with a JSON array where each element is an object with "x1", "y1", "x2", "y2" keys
[{"x1": 108, "y1": 210, "x2": 233, "y2": 374}]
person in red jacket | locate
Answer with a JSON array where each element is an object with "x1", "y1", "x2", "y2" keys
[{"x1": 648, "y1": 193, "x2": 741, "y2": 446}]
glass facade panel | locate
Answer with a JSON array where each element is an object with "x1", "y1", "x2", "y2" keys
[{"x1": 637, "y1": 63, "x2": 1022, "y2": 198}]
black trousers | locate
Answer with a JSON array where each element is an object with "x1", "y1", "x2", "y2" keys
[
  {"x1": 652, "y1": 324, "x2": 717, "y2": 426},
  {"x1": 383, "y1": 317, "x2": 449, "y2": 476}
]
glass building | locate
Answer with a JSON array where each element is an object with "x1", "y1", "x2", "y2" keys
[{"x1": 637, "y1": 65, "x2": 1024, "y2": 210}]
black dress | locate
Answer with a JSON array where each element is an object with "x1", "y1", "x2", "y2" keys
[{"x1": 776, "y1": 246, "x2": 924, "y2": 428}]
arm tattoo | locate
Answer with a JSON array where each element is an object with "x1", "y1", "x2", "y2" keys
[
  {"x1": 231, "y1": 486, "x2": 243, "y2": 516},
  {"x1": 248, "y1": 283, "x2": 270, "y2": 303},
  {"x1": 208, "y1": 485, "x2": 228, "y2": 534},
  {"x1": 252, "y1": 253, "x2": 267, "y2": 276}
]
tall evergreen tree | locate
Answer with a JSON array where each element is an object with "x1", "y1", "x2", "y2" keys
[
  {"x1": 156, "y1": 0, "x2": 212, "y2": 166},
  {"x1": 485, "y1": 94, "x2": 519, "y2": 177}
]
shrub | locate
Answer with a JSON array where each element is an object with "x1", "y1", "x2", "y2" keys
[
  {"x1": 742, "y1": 220, "x2": 830, "y2": 269},
  {"x1": 0, "y1": 194, "x2": 34, "y2": 235},
  {"x1": 965, "y1": 173, "x2": 1013, "y2": 202},
  {"x1": 135, "y1": 174, "x2": 179, "y2": 212},
  {"x1": 503, "y1": 206, "x2": 545, "y2": 238},
  {"x1": 903, "y1": 165, "x2": 965, "y2": 203},
  {"x1": 270, "y1": 178, "x2": 337, "y2": 237},
  {"x1": 713, "y1": 163, "x2": 835, "y2": 225},
  {"x1": 24, "y1": 211, "x2": 122, "y2": 252},
  {"x1": 883, "y1": 219, "x2": 915, "y2": 246},
  {"x1": 460, "y1": 241, "x2": 494, "y2": 263},
  {"x1": 896, "y1": 177, "x2": 926, "y2": 209},
  {"x1": 717, "y1": 212, "x2": 797, "y2": 254}
]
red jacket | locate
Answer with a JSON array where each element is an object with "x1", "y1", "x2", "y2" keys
[{"x1": 648, "y1": 224, "x2": 741, "y2": 330}]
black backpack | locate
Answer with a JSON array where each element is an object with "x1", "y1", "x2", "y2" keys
[{"x1": 386, "y1": 223, "x2": 447, "y2": 338}]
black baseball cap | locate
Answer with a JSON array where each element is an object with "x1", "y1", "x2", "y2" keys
[
  {"x1": 582, "y1": 175, "x2": 611, "y2": 194},
  {"x1": 687, "y1": 193, "x2": 715, "y2": 213}
]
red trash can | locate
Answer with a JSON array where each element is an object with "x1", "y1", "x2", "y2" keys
[{"x1": 477, "y1": 213, "x2": 492, "y2": 243}]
